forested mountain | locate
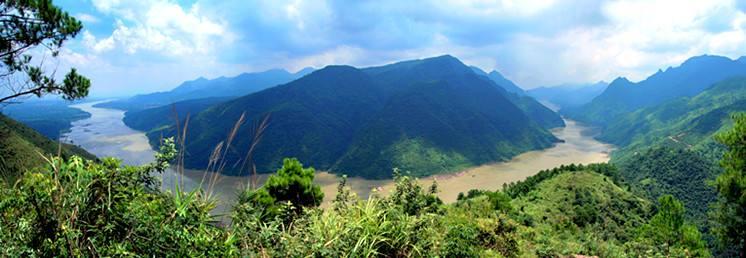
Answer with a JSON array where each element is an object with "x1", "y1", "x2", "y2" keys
[
  {"x1": 123, "y1": 97, "x2": 231, "y2": 134},
  {"x1": 602, "y1": 77, "x2": 746, "y2": 157},
  {"x1": 566, "y1": 55, "x2": 746, "y2": 126},
  {"x1": 471, "y1": 67, "x2": 526, "y2": 95},
  {"x1": 526, "y1": 81, "x2": 608, "y2": 110},
  {"x1": 96, "y1": 68, "x2": 314, "y2": 111},
  {"x1": 0, "y1": 114, "x2": 95, "y2": 181},
  {"x1": 1, "y1": 100, "x2": 91, "y2": 140},
  {"x1": 595, "y1": 77, "x2": 746, "y2": 247},
  {"x1": 144, "y1": 55, "x2": 562, "y2": 178}
]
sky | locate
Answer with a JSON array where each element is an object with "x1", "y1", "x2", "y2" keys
[{"x1": 53, "y1": 0, "x2": 746, "y2": 97}]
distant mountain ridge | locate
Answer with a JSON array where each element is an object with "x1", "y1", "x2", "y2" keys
[
  {"x1": 139, "y1": 55, "x2": 563, "y2": 179},
  {"x1": 566, "y1": 55, "x2": 746, "y2": 125},
  {"x1": 526, "y1": 81, "x2": 608, "y2": 110},
  {"x1": 470, "y1": 66, "x2": 526, "y2": 95},
  {"x1": 95, "y1": 68, "x2": 314, "y2": 111},
  {"x1": 0, "y1": 114, "x2": 96, "y2": 180}
]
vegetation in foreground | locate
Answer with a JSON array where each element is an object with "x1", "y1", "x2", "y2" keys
[{"x1": 5, "y1": 134, "x2": 742, "y2": 256}]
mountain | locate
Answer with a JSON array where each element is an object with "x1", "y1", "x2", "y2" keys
[
  {"x1": 469, "y1": 67, "x2": 563, "y2": 128},
  {"x1": 123, "y1": 97, "x2": 231, "y2": 134},
  {"x1": 601, "y1": 77, "x2": 746, "y2": 155},
  {"x1": 95, "y1": 68, "x2": 314, "y2": 111},
  {"x1": 471, "y1": 66, "x2": 526, "y2": 95},
  {"x1": 504, "y1": 165, "x2": 653, "y2": 255},
  {"x1": 565, "y1": 55, "x2": 746, "y2": 126},
  {"x1": 593, "y1": 77, "x2": 746, "y2": 234},
  {"x1": 145, "y1": 55, "x2": 562, "y2": 178},
  {"x1": 0, "y1": 114, "x2": 95, "y2": 181},
  {"x1": 526, "y1": 81, "x2": 608, "y2": 110},
  {"x1": 1, "y1": 100, "x2": 91, "y2": 140}
]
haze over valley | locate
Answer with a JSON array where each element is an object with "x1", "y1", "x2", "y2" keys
[{"x1": 1, "y1": 1, "x2": 745, "y2": 256}]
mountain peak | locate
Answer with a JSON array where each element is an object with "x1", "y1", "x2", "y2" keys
[
  {"x1": 610, "y1": 77, "x2": 631, "y2": 85},
  {"x1": 295, "y1": 67, "x2": 316, "y2": 76},
  {"x1": 488, "y1": 70, "x2": 507, "y2": 79},
  {"x1": 419, "y1": 54, "x2": 466, "y2": 67},
  {"x1": 680, "y1": 54, "x2": 733, "y2": 67}
]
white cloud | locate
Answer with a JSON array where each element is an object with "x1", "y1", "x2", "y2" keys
[
  {"x1": 75, "y1": 13, "x2": 100, "y2": 24},
  {"x1": 85, "y1": 1, "x2": 231, "y2": 56},
  {"x1": 63, "y1": 0, "x2": 746, "y2": 96}
]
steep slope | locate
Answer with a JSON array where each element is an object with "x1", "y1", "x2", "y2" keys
[
  {"x1": 1, "y1": 100, "x2": 91, "y2": 140},
  {"x1": 471, "y1": 67, "x2": 526, "y2": 95},
  {"x1": 601, "y1": 77, "x2": 746, "y2": 156},
  {"x1": 615, "y1": 147, "x2": 717, "y2": 226},
  {"x1": 333, "y1": 74, "x2": 557, "y2": 178},
  {"x1": 509, "y1": 168, "x2": 651, "y2": 256},
  {"x1": 526, "y1": 81, "x2": 608, "y2": 110},
  {"x1": 469, "y1": 67, "x2": 564, "y2": 128},
  {"x1": 599, "y1": 78, "x2": 746, "y2": 236},
  {"x1": 155, "y1": 55, "x2": 560, "y2": 178},
  {"x1": 96, "y1": 68, "x2": 314, "y2": 111},
  {"x1": 123, "y1": 97, "x2": 232, "y2": 134},
  {"x1": 566, "y1": 55, "x2": 746, "y2": 126},
  {"x1": 0, "y1": 114, "x2": 95, "y2": 180}
]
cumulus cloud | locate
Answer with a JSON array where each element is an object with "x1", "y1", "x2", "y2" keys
[
  {"x1": 84, "y1": 0, "x2": 231, "y2": 56},
  {"x1": 60, "y1": 0, "x2": 746, "y2": 96},
  {"x1": 75, "y1": 13, "x2": 100, "y2": 24}
]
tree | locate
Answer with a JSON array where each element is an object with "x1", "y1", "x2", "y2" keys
[
  {"x1": 0, "y1": 0, "x2": 90, "y2": 103},
  {"x1": 638, "y1": 195, "x2": 708, "y2": 256},
  {"x1": 713, "y1": 113, "x2": 746, "y2": 256},
  {"x1": 236, "y1": 158, "x2": 324, "y2": 221}
]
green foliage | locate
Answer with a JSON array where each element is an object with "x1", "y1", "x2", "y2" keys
[
  {"x1": 150, "y1": 56, "x2": 559, "y2": 179},
  {"x1": 615, "y1": 147, "x2": 717, "y2": 231},
  {"x1": 0, "y1": 0, "x2": 90, "y2": 103},
  {"x1": 502, "y1": 163, "x2": 621, "y2": 198},
  {"x1": 511, "y1": 170, "x2": 650, "y2": 257},
  {"x1": 235, "y1": 158, "x2": 323, "y2": 221},
  {"x1": 600, "y1": 77, "x2": 746, "y2": 160},
  {"x1": 388, "y1": 168, "x2": 444, "y2": 215},
  {"x1": 231, "y1": 167, "x2": 520, "y2": 257},
  {"x1": 634, "y1": 195, "x2": 710, "y2": 257},
  {"x1": 712, "y1": 113, "x2": 746, "y2": 256},
  {"x1": 566, "y1": 55, "x2": 746, "y2": 126},
  {"x1": 456, "y1": 189, "x2": 513, "y2": 213},
  {"x1": 0, "y1": 138, "x2": 238, "y2": 256},
  {"x1": 0, "y1": 114, "x2": 94, "y2": 181}
]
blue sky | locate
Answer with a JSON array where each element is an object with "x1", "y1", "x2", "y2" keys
[{"x1": 55, "y1": 0, "x2": 746, "y2": 97}]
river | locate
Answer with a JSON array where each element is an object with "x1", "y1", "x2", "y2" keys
[{"x1": 63, "y1": 101, "x2": 614, "y2": 213}]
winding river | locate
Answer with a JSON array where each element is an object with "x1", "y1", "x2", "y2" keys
[{"x1": 63, "y1": 101, "x2": 614, "y2": 213}]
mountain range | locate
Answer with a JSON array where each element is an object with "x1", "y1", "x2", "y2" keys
[
  {"x1": 526, "y1": 81, "x2": 608, "y2": 110},
  {"x1": 132, "y1": 55, "x2": 563, "y2": 178},
  {"x1": 471, "y1": 67, "x2": 526, "y2": 95},
  {"x1": 565, "y1": 55, "x2": 746, "y2": 126},
  {"x1": 95, "y1": 68, "x2": 314, "y2": 111}
]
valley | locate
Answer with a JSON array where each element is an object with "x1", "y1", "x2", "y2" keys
[
  {"x1": 3, "y1": 1, "x2": 744, "y2": 254},
  {"x1": 63, "y1": 100, "x2": 613, "y2": 209}
]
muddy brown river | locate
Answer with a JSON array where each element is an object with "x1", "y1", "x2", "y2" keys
[{"x1": 63, "y1": 101, "x2": 613, "y2": 214}]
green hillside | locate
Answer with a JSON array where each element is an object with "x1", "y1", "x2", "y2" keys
[
  {"x1": 512, "y1": 170, "x2": 651, "y2": 256},
  {"x1": 0, "y1": 114, "x2": 95, "y2": 181},
  {"x1": 148, "y1": 55, "x2": 561, "y2": 178},
  {"x1": 123, "y1": 97, "x2": 232, "y2": 133},
  {"x1": 602, "y1": 77, "x2": 746, "y2": 160},
  {"x1": 566, "y1": 55, "x2": 746, "y2": 126},
  {"x1": 1, "y1": 100, "x2": 91, "y2": 140}
]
